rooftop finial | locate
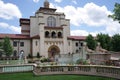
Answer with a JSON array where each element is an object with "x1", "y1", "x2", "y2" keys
[{"x1": 44, "y1": 0, "x2": 49, "y2": 8}]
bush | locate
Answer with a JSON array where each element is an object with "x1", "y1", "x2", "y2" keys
[
  {"x1": 76, "y1": 59, "x2": 88, "y2": 65},
  {"x1": 40, "y1": 57, "x2": 51, "y2": 63},
  {"x1": 27, "y1": 54, "x2": 33, "y2": 58}
]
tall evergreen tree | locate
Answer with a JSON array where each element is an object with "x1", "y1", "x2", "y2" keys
[
  {"x1": 85, "y1": 34, "x2": 96, "y2": 50},
  {"x1": 3, "y1": 37, "x2": 13, "y2": 57}
]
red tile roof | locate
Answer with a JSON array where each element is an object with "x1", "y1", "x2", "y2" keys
[
  {"x1": 68, "y1": 36, "x2": 86, "y2": 40},
  {"x1": 0, "y1": 34, "x2": 30, "y2": 39}
]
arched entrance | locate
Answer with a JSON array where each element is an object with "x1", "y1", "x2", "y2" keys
[{"x1": 48, "y1": 45, "x2": 60, "y2": 61}]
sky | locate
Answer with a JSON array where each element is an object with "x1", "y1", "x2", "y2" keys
[{"x1": 0, "y1": 0, "x2": 120, "y2": 36}]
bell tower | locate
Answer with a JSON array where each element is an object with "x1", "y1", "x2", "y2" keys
[{"x1": 44, "y1": 0, "x2": 49, "y2": 8}]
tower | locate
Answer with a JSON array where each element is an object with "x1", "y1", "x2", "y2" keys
[{"x1": 29, "y1": 0, "x2": 70, "y2": 59}]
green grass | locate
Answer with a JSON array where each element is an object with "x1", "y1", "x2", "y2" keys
[{"x1": 0, "y1": 72, "x2": 115, "y2": 80}]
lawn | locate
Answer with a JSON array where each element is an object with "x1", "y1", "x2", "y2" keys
[{"x1": 0, "y1": 72, "x2": 115, "y2": 80}]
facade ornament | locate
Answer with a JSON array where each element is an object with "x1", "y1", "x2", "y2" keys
[{"x1": 44, "y1": 0, "x2": 49, "y2": 8}]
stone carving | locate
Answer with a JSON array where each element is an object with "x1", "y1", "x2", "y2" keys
[
  {"x1": 96, "y1": 42, "x2": 108, "y2": 53},
  {"x1": 83, "y1": 42, "x2": 94, "y2": 53}
]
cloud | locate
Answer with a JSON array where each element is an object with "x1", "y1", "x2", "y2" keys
[
  {"x1": 33, "y1": 0, "x2": 39, "y2": 3},
  {"x1": 71, "y1": 30, "x2": 89, "y2": 36},
  {"x1": 51, "y1": 2, "x2": 120, "y2": 36},
  {"x1": 0, "y1": 0, "x2": 22, "y2": 20},
  {"x1": 71, "y1": 30, "x2": 99, "y2": 36},
  {"x1": 0, "y1": 22, "x2": 21, "y2": 33},
  {"x1": 0, "y1": 22, "x2": 9, "y2": 28},
  {"x1": 72, "y1": 0, "x2": 77, "y2": 4},
  {"x1": 54, "y1": 2, "x2": 112, "y2": 27},
  {"x1": 10, "y1": 26, "x2": 21, "y2": 33},
  {"x1": 55, "y1": 0, "x2": 62, "y2": 3}
]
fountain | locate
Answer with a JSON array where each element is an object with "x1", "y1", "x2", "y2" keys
[{"x1": 18, "y1": 51, "x2": 24, "y2": 64}]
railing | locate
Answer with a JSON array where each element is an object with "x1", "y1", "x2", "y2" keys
[
  {"x1": 0, "y1": 60, "x2": 24, "y2": 65},
  {"x1": 0, "y1": 64, "x2": 34, "y2": 73},
  {"x1": 33, "y1": 65, "x2": 120, "y2": 79}
]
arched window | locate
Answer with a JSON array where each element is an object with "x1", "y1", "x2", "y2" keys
[
  {"x1": 47, "y1": 16, "x2": 56, "y2": 27},
  {"x1": 13, "y1": 50, "x2": 17, "y2": 57},
  {"x1": 51, "y1": 31, "x2": 56, "y2": 38},
  {"x1": 45, "y1": 31, "x2": 50, "y2": 38},
  {"x1": 58, "y1": 32, "x2": 62, "y2": 38}
]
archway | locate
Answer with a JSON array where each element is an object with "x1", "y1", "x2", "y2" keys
[{"x1": 48, "y1": 45, "x2": 60, "y2": 61}]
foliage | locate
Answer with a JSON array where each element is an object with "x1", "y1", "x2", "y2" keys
[
  {"x1": 111, "y1": 34, "x2": 120, "y2": 51},
  {"x1": 96, "y1": 33, "x2": 112, "y2": 50},
  {"x1": 0, "y1": 42, "x2": 4, "y2": 56},
  {"x1": 108, "y1": 3, "x2": 120, "y2": 23},
  {"x1": 3, "y1": 37, "x2": 13, "y2": 57},
  {"x1": 105, "y1": 60, "x2": 114, "y2": 66},
  {"x1": 40, "y1": 57, "x2": 51, "y2": 63},
  {"x1": 27, "y1": 53, "x2": 33, "y2": 58},
  {"x1": 76, "y1": 59, "x2": 88, "y2": 65},
  {"x1": 85, "y1": 34, "x2": 96, "y2": 50}
]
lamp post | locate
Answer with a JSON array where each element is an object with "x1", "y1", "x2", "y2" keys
[{"x1": 17, "y1": 40, "x2": 20, "y2": 58}]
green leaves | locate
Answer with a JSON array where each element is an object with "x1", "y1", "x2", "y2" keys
[
  {"x1": 109, "y1": 3, "x2": 120, "y2": 23},
  {"x1": 85, "y1": 34, "x2": 96, "y2": 50},
  {"x1": 86, "y1": 33, "x2": 120, "y2": 52},
  {"x1": 111, "y1": 34, "x2": 120, "y2": 51},
  {"x1": 96, "y1": 33, "x2": 111, "y2": 51},
  {"x1": 3, "y1": 36, "x2": 13, "y2": 57}
]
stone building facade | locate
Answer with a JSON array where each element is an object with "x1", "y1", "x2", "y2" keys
[{"x1": 0, "y1": 0, "x2": 85, "y2": 60}]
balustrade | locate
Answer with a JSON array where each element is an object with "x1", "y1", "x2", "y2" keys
[
  {"x1": 0, "y1": 64, "x2": 34, "y2": 73},
  {"x1": 0, "y1": 64, "x2": 120, "y2": 79},
  {"x1": 33, "y1": 65, "x2": 120, "y2": 79}
]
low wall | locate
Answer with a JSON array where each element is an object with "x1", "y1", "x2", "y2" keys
[
  {"x1": 0, "y1": 64, "x2": 120, "y2": 79},
  {"x1": 0, "y1": 64, "x2": 34, "y2": 73},
  {"x1": 33, "y1": 65, "x2": 120, "y2": 79}
]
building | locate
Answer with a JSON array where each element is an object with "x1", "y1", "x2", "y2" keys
[{"x1": 0, "y1": 0, "x2": 86, "y2": 60}]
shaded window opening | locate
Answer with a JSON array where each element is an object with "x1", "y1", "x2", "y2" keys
[
  {"x1": 20, "y1": 42, "x2": 24, "y2": 47},
  {"x1": 13, "y1": 41, "x2": 17, "y2": 47},
  {"x1": 58, "y1": 32, "x2": 62, "y2": 38},
  {"x1": 51, "y1": 32, "x2": 56, "y2": 38},
  {"x1": 36, "y1": 41, "x2": 38, "y2": 46},
  {"x1": 45, "y1": 31, "x2": 50, "y2": 38},
  {"x1": 76, "y1": 42, "x2": 78, "y2": 47},
  {"x1": 13, "y1": 50, "x2": 17, "y2": 57}
]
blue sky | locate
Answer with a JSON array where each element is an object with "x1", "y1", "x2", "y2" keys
[{"x1": 0, "y1": 0, "x2": 120, "y2": 36}]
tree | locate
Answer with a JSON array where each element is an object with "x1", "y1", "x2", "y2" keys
[
  {"x1": 85, "y1": 34, "x2": 96, "y2": 50},
  {"x1": 3, "y1": 37, "x2": 13, "y2": 57},
  {"x1": 96, "y1": 33, "x2": 111, "y2": 50},
  {"x1": 0, "y1": 42, "x2": 4, "y2": 57},
  {"x1": 111, "y1": 34, "x2": 120, "y2": 52},
  {"x1": 109, "y1": 3, "x2": 120, "y2": 23}
]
